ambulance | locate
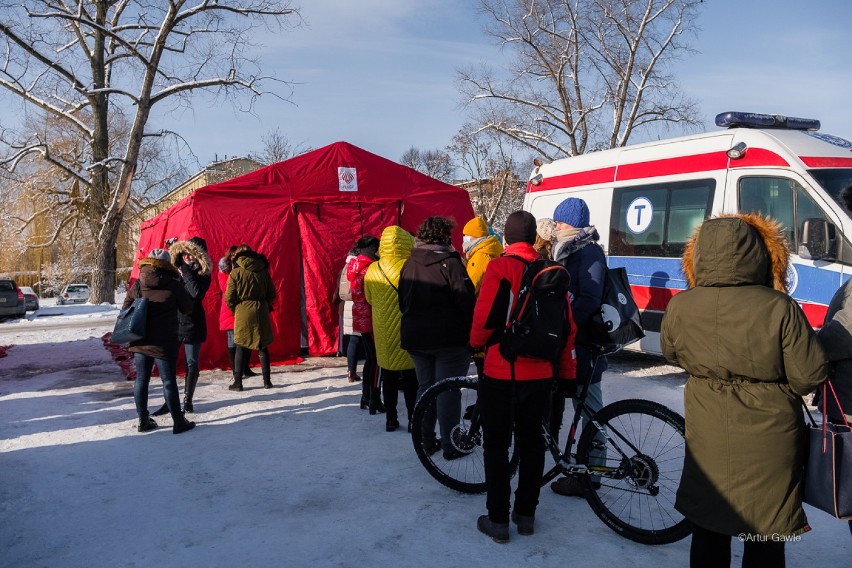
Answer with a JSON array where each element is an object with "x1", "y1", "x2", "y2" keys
[{"x1": 523, "y1": 111, "x2": 852, "y2": 354}]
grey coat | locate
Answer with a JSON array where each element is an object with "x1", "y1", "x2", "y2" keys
[{"x1": 816, "y1": 278, "x2": 852, "y2": 422}]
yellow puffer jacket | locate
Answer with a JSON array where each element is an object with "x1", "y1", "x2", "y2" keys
[
  {"x1": 364, "y1": 226, "x2": 415, "y2": 371},
  {"x1": 465, "y1": 235, "x2": 504, "y2": 295}
]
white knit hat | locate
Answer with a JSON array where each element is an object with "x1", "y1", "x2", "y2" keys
[{"x1": 536, "y1": 218, "x2": 557, "y2": 241}]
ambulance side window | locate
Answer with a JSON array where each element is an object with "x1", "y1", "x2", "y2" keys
[
  {"x1": 738, "y1": 177, "x2": 796, "y2": 244},
  {"x1": 610, "y1": 180, "x2": 715, "y2": 257},
  {"x1": 738, "y1": 177, "x2": 834, "y2": 252}
]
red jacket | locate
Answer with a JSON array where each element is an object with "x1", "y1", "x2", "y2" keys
[
  {"x1": 217, "y1": 268, "x2": 234, "y2": 331},
  {"x1": 470, "y1": 242, "x2": 576, "y2": 381},
  {"x1": 347, "y1": 254, "x2": 374, "y2": 334}
]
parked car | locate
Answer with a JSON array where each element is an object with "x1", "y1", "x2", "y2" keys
[
  {"x1": 0, "y1": 278, "x2": 26, "y2": 319},
  {"x1": 19, "y1": 286, "x2": 40, "y2": 311},
  {"x1": 57, "y1": 283, "x2": 90, "y2": 305}
]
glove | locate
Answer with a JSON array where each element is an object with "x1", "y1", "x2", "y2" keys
[{"x1": 555, "y1": 378, "x2": 577, "y2": 399}]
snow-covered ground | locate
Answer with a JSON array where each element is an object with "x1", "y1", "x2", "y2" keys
[{"x1": 0, "y1": 302, "x2": 848, "y2": 567}]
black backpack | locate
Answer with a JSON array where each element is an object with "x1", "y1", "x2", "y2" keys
[{"x1": 497, "y1": 257, "x2": 572, "y2": 364}]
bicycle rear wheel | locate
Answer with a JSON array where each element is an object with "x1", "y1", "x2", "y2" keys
[
  {"x1": 411, "y1": 376, "x2": 517, "y2": 494},
  {"x1": 576, "y1": 398, "x2": 691, "y2": 545}
]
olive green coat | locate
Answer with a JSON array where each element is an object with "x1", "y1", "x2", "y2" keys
[
  {"x1": 364, "y1": 226, "x2": 414, "y2": 371},
  {"x1": 660, "y1": 214, "x2": 826, "y2": 537},
  {"x1": 225, "y1": 251, "x2": 276, "y2": 350}
]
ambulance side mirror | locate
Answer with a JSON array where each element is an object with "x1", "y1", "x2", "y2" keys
[{"x1": 799, "y1": 218, "x2": 836, "y2": 261}]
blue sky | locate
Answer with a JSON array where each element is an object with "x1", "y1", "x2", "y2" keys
[
  {"x1": 4, "y1": 1, "x2": 851, "y2": 169},
  {"x1": 164, "y1": 0, "x2": 852, "y2": 167}
]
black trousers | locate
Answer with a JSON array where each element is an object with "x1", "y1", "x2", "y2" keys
[
  {"x1": 380, "y1": 367, "x2": 417, "y2": 423},
  {"x1": 690, "y1": 524, "x2": 785, "y2": 568},
  {"x1": 479, "y1": 376, "x2": 551, "y2": 524},
  {"x1": 360, "y1": 333, "x2": 380, "y2": 404}
]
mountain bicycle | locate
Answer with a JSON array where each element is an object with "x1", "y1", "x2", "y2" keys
[{"x1": 410, "y1": 356, "x2": 691, "y2": 545}]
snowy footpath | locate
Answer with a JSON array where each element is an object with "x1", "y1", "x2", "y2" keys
[{"x1": 0, "y1": 305, "x2": 849, "y2": 567}]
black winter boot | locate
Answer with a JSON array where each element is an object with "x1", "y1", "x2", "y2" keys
[
  {"x1": 229, "y1": 347, "x2": 245, "y2": 391},
  {"x1": 259, "y1": 347, "x2": 273, "y2": 389},
  {"x1": 151, "y1": 402, "x2": 170, "y2": 416},
  {"x1": 183, "y1": 371, "x2": 199, "y2": 413},
  {"x1": 228, "y1": 346, "x2": 236, "y2": 373},
  {"x1": 238, "y1": 346, "x2": 257, "y2": 376},
  {"x1": 172, "y1": 412, "x2": 196, "y2": 435},
  {"x1": 138, "y1": 415, "x2": 158, "y2": 433}
]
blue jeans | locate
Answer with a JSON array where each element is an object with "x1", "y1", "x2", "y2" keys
[
  {"x1": 183, "y1": 341, "x2": 202, "y2": 375},
  {"x1": 133, "y1": 353, "x2": 181, "y2": 419},
  {"x1": 409, "y1": 346, "x2": 471, "y2": 451},
  {"x1": 226, "y1": 329, "x2": 235, "y2": 349},
  {"x1": 346, "y1": 334, "x2": 362, "y2": 374},
  {"x1": 572, "y1": 378, "x2": 606, "y2": 478}
]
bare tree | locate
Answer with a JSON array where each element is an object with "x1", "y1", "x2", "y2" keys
[
  {"x1": 448, "y1": 124, "x2": 526, "y2": 230},
  {"x1": 399, "y1": 146, "x2": 454, "y2": 182},
  {"x1": 254, "y1": 127, "x2": 310, "y2": 165},
  {"x1": 460, "y1": 0, "x2": 703, "y2": 161},
  {"x1": 0, "y1": 1, "x2": 300, "y2": 302}
]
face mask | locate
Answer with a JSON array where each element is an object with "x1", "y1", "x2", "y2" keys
[{"x1": 463, "y1": 235, "x2": 472, "y2": 244}]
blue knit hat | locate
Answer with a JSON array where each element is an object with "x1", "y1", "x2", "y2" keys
[{"x1": 553, "y1": 197, "x2": 590, "y2": 227}]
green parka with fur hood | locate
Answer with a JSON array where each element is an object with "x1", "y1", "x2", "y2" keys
[
  {"x1": 225, "y1": 250, "x2": 276, "y2": 350},
  {"x1": 661, "y1": 213, "x2": 826, "y2": 537},
  {"x1": 364, "y1": 226, "x2": 415, "y2": 371}
]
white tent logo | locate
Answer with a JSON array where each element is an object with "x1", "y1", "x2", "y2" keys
[{"x1": 338, "y1": 167, "x2": 358, "y2": 192}]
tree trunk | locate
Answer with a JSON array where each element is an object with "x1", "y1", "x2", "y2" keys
[{"x1": 90, "y1": 210, "x2": 123, "y2": 304}]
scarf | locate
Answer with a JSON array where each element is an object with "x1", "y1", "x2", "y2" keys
[
  {"x1": 553, "y1": 226, "x2": 598, "y2": 260},
  {"x1": 462, "y1": 235, "x2": 488, "y2": 257}
]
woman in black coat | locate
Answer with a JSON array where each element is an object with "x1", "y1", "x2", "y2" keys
[
  {"x1": 123, "y1": 249, "x2": 195, "y2": 434},
  {"x1": 399, "y1": 216, "x2": 475, "y2": 459},
  {"x1": 149, "y1": 237, "x2": 212, "y2": 415}
]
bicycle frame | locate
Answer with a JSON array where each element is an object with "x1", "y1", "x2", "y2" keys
[
  {"x1": 540, "y1": 354, "x2": 601, "y2": 485},
  {"x1": 540, "y1": 354, "x2": 648, "y2": 489}
]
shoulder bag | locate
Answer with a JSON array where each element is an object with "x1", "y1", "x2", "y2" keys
[
  {"x1": 111, "y1": 280, "x2": 148, "y2": 345},
  {"x1": 803, "y1": 380, "x2": 852, "y2": 519},
  {"x1": 578, "y1": 266, "x2": 645, "y2": 354}
]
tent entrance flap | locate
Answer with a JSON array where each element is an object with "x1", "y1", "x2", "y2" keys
[{"x1": 296, "y1": 202, "x2": 400, "y2": 356}]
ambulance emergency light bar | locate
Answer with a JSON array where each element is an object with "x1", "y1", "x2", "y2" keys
[{"x1": 715, "y1": 111, "x2": 820, "y2": 131}]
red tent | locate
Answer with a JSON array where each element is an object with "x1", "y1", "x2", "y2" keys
[{"x1": 133, "y1": 141, "x2": 475, "y2": 371}]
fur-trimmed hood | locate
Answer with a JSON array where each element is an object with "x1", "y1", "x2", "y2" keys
[
  {"x1": 168, "y1": 239, "x2": 212, "y2": 276},
  {"x1": 682, "y1": 213, "x2": 789, "y2": 292},
  {"x1": 138, "y1": 257, "x2": 179, "y2": 275},
  {"x1": 234, "y1": 250, "x2": 270, "y2": 273}
]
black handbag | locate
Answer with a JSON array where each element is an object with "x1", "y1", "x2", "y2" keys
[
  {"x1": 111, "y1": 280, "x2": 148, "y2": 345},
  {"x1": 578, "y1": 266, "x2": 645, "y2": 354},
  {"x1": 803, "y1": 380, "x2": 852, "y2": 520}
]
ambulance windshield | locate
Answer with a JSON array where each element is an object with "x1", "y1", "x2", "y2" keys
[{"x1": 809, "y1": 168, "x2": 852, "y2": 206}]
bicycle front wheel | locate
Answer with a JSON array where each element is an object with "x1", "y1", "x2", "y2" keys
[
  {"x1": 576, "y1": 398, "x2": 691, "y2": 545},
  {"x1": 411, "y1": 376, "x2": 516, "y2": 494}
]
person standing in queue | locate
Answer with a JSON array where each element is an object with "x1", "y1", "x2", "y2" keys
[
  {"x1": 364, "y1": 226, "x2": 418, "y2": 431},
  {"x1": 399, "y1": 216, "x2": 475, "y2": 460},
  {"x1": 549, "y1": 197, "x2": 608, "y2": 496},
  {"x1": 125, "y1": 249, "x2": 196, "y2": 435},
  {"x1": 225, "y1": 244, "x2": 276, "y2": 391},
  {"x1": 661, "y1": 213, "x2": 826, "y2": 568},
  {"x1": 470, "y1": 210, "x2": 576, "y2": 542},
  {"x1": 347, "y1": 236, "x2": 383, "y2": 413},
  {"x1": 151, "y1": 237, "x2": 212, "y2": 416}
]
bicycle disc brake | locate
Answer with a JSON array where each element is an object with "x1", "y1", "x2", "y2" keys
[
  {"x1": 626, "y1": 453, "x2": 660, "y2": 495},
  {"x1": 450, "y1": 424, "x2": 480, "y2": 453}
]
